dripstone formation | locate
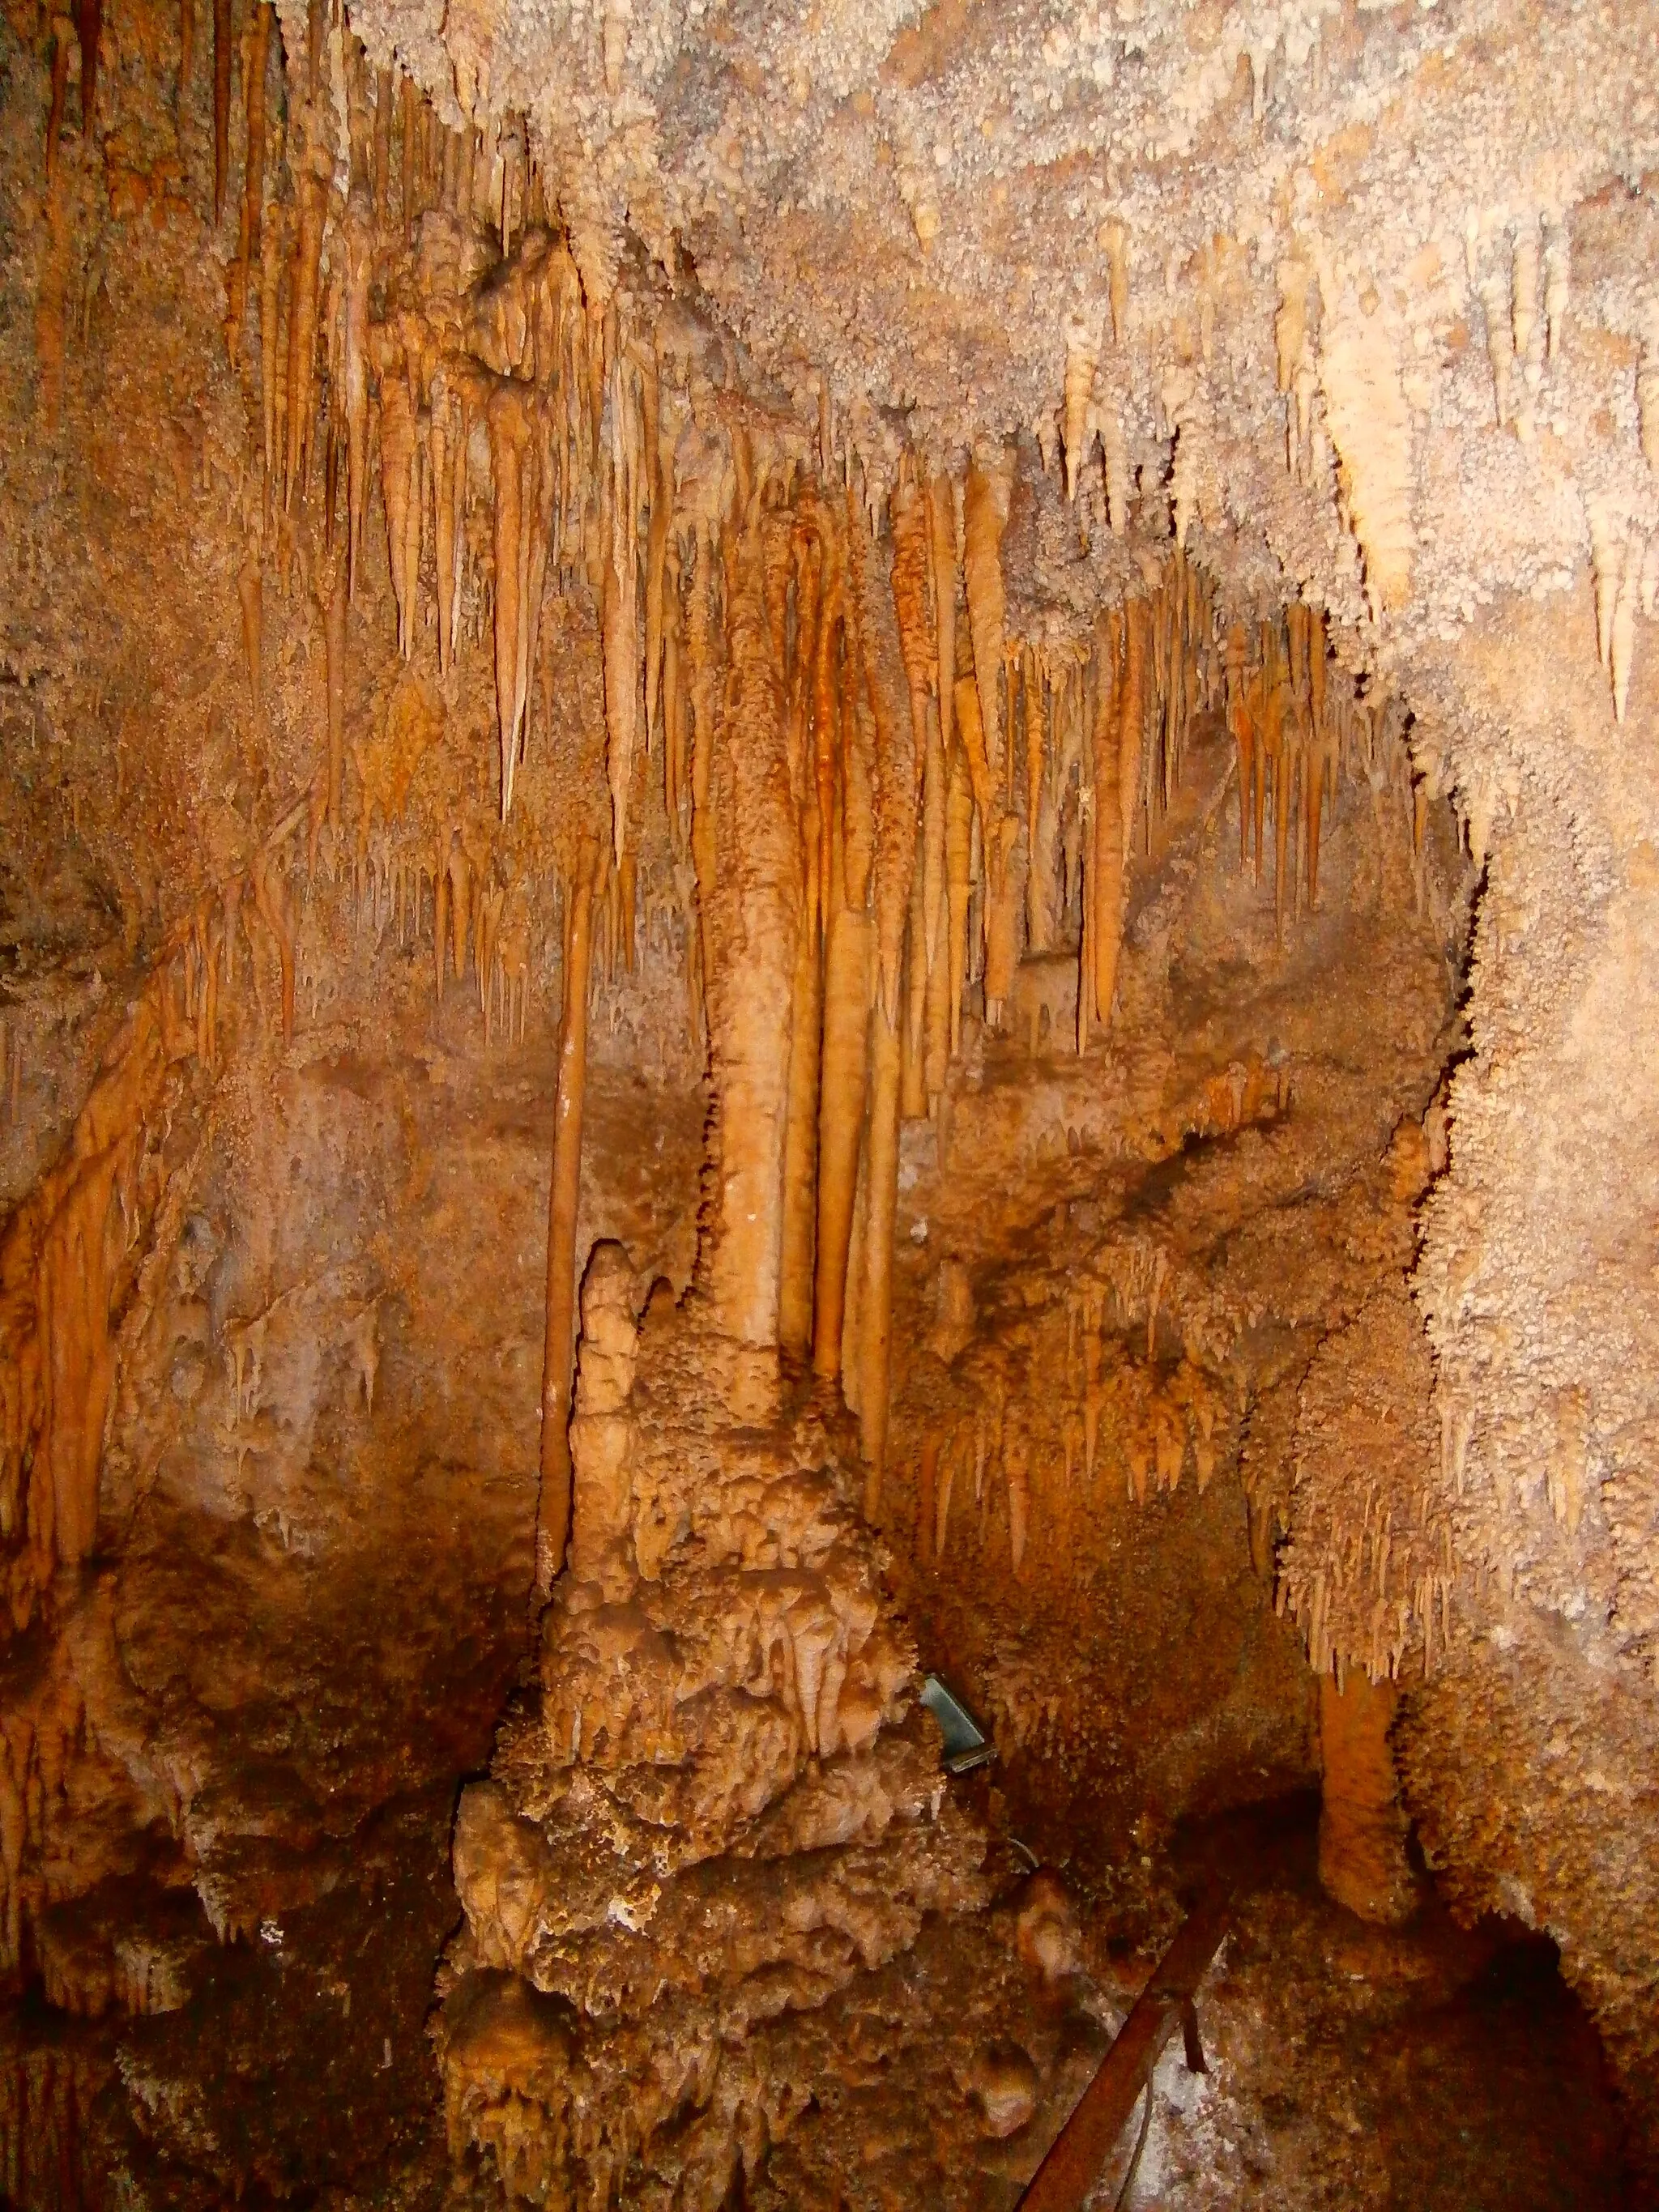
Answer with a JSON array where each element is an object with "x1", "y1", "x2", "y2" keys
[{"x1": 0, "y1": 0, "x2": 1656, "y2": 2205}]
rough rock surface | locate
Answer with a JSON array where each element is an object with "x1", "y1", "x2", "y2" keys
[{"x1": 0, "y1": 0, "x2": 1657, "y2": 2201}]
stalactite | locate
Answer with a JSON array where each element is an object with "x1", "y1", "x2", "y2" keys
[
  {"x1": 1319, "y1": 307, "x2": 1414, "y2": 618},
  {"x1": 1061, "y1": 317, "x2": 1100, "y2": 500},
  {"x1": 341, "y1": 185, "x2": 373, "y2": 598},
  {"x1": 535, "y1": 846, "x2": 600, "y2": 1595},
  {"x1": 400, "y1": 72, "x2": 420, "y2": 239},
  {"x1": 602, "y1": 370, "x2": 642, "y2": 861},
  {"x1": 858, "y1": 506, "x2": 919, "y2": 1024},
  {"x1": 238, "y1": 543, "x2": 262, "y2": 716},
  {"x1": 778, "y1": 875, "x2": 821, "y2": 1363},
  {"x1": 1639, "y1": 307, "x2": 1659, "y2": 472},
  {"x1": 642, "y1": 365, "x2": 670, "y2": 748},
  {"x1": 1611, "y1": 536, "x2": 1640, "y2": 724},
  {"x1": 962, "y1": 452, "x2": 1011, "y2": 793},
  {"x1": 1087, "y1": 611, "x2": 1124, "y2": 1030},
  {"x1": 1589, "y1": 497, "x2": 1619, "y2": 670},
  {"x1": 284, "y1": 130, "x2": 331, "y2": 510},
  {"x1": 373, "y1": 65, "x2": 392, "y2": 225},
  {"x1": 1479, "y1": 261, "x2": 1514, "y2": 432},
  {"x1": 813, "y1": 904, "x2": 872, "y2": 1383},
  {"x1": 1119, "y1": 599, "x2": 1146, "y2": 865},
  {"x1": 226, "y1": 2, "x2": 271, "y2": 367},
  {"x1": 251, "y1": 850, "x2": 295, "y2": 1042},
  {"x1": 1512, "y1": 216, "x2": 1542, "y2": 441},
  {"x1": 323, "y1": 556, "x2": 347, "y2": 830},
  {"x1": 944, "y1": 701, "x2": 974, "y2": 1060},
  {"x1": 1101, "y1": 219, "x2": 1128, "y2": 347},
  {"x1": 927, "y1": 472, "x2": 957, "y2": 771},
  {"x1": 1543, "y1": 217, "x2": 1569, "y2": 361},
  {"x1": 212, "y1": 0, "x2": 232, "y2": 224},
  {"x1": 1024, "y1": 648, "x2": 1050, "y2": 952},
  {"x1": 74, "y1": 0, "x2": 100, "y2": 132},
  {"x1": 260, "y1": 211, "x2": 283, "y2": 484},
  {"x1": 382, "y1": 373, "x2": 420, "y2": 662},
  {"x1": 45, "y1": 27, "x2": 70, "y2": 189},
  {"x1": 704, "y1": 501, "x2": 803, "y2": 1368},
  {"x1": 1007, "y1": 1427, "x2": 1030, "y2": 1577},
  {"x1": 889, "y1": 474, "x2": 936, "y2": 808},
  {"x1": 858, "y1": 996, "x2": 902, "y2": 1516}
]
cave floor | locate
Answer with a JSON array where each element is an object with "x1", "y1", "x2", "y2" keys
[
  {"x1": 741, "y1": 1790, "x2": 1638, "y2": 2212},
  {"x1": 0, "y1": 1744, "x2": 1636, "y2": 2211}
]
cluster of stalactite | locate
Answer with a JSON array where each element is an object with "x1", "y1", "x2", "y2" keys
[
  {"x1": 14, "y1": 0, "x2": 1450, "y2": 1706},
  {"x1": 1223, "y1": 599, "x2": 1374, "y2": 935},
  {"x1": 0, "y1": 2024, "x2": 102, "y2": 2212},
  {"x1": 893, "y1": 1208, "x2": 1269, "y2": 1604},
  {"x1": 1275, "y1": 1286, "x2": 1457, "y2": 1688},
  {"x1": 0, "y1": 898, "x2": 236, "y2": 1630}
]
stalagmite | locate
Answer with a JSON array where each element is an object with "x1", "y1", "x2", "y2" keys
[{"x1": 536, "y1": 846, "x2": 600, "y2": 1595}]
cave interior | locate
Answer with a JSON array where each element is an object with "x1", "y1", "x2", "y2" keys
[{"x1": 1, "y1": 0, "x2": 1657, "y2": 2204}]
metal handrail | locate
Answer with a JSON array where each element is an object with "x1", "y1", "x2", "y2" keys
[{"x1": 1017, "y1": 1890, "x2": 1232, "y2": 2211}]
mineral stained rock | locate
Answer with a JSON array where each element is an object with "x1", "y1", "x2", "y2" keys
[{"x1": 1, "y1": 0, "x2": 1657, "y2": 2202}]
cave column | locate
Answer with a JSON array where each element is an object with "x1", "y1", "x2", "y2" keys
[{"x1": 701, "y1": 503, "x2": 802, "y2": 1415}]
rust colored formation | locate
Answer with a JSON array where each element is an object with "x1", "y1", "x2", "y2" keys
[{"x1": 4, "y1": 1, "x2": 1659, "y2": 2204}]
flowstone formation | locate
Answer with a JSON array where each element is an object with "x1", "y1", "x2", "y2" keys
[{"x1": 437, "y1": 1246, "x2": 990, "y2": 2206}]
